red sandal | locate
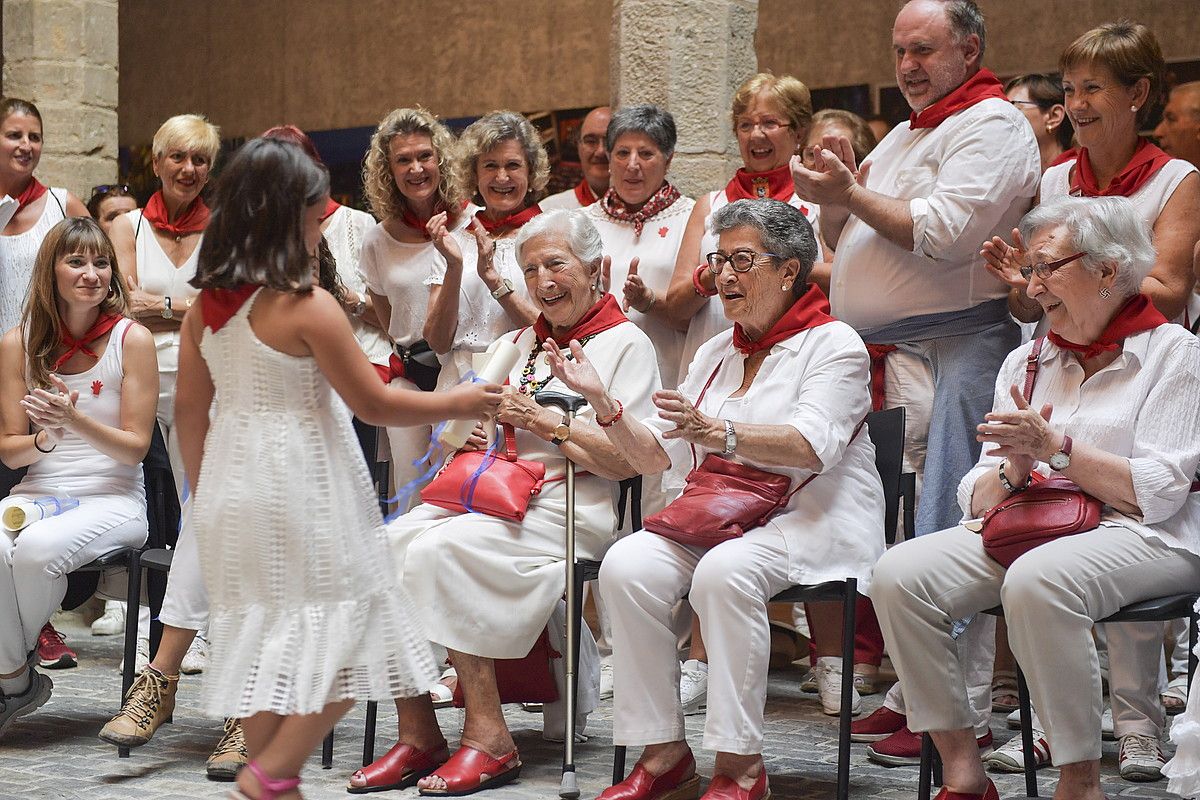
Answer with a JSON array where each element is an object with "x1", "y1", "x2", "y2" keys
[
  {"x1": 228, "y1": 761, "x2": 301, "y2": 800},
  {"x1": 598, "y1": 749, "x2": 700, "y2": 800},
  {"x1": 702, "y1": 771, "x2": 770, "y2": 800},
  {"x1": 417, "y1": 745, "x2": 521, "y2": 796},
  {"x1": 347, "y1": 739, "x2": 450, "y2": 794},
  {"x1": 933, "y1": 779, "x2": 999, "y2": 800}
]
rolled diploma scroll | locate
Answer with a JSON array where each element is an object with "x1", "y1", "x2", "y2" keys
[
  {"x1": 437, "y1": 338, "x2": 521, "y2": 450},
  {"x1": 1, "y1": 495, "x2": 80, "y2": 532}
]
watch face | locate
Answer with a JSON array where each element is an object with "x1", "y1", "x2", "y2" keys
[{"x1": 1049, "y1": 452, "x2": 1069, "y2": 470}]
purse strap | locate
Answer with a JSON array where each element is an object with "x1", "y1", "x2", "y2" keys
[
  {"x1": 1023, "y1": 337, "x2": 1044, "y2": 403},
  {"x1": 689, "y1": 359, "x2": 726, "y2": 470},
  {"x1": 775, "y1": 416, "x2": 867, "y2": 505}
]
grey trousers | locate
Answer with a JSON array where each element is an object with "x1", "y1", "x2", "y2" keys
[{"x1": 872, "y1": 524, "x2": 1200, "y2": 765}]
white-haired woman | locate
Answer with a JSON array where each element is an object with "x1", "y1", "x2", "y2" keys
[{"x1": 875, "y1": 195, "x2": 1200, "y2": 800}]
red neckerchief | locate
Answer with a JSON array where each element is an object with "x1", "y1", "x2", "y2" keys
[
  {"x1": 400, "y1": 199, "x2": 453, "y2": 241},
  {"x1": 12, "y1": 178, "x2": 48, "y2": 213},
  {"x1": 573, "y1": 180, "x2": 599, "y2": 207},
  {"x1": 533, "y1": 293, "x2": 628, "y2": 347},
  {"x1": 1049, "y1": 147, "x2": 1078, "y2": 168},
  {"x1": 142, "y1": 191, "x2": 210, "y2": 237},
  {"x1": 725, "y1": 164, "x2": 794, "y2": 202},
  {"x1": 320, "y1": 198, "x2": 341, "y2": 223},
  {"x1": 1047, "y1": 293, "x2": 1167, "y2": 360},
  {"x1": 909, "y1": 68, "x2": 1008, "y2": 130},
  {"x1": 1069, "y1": 138, "x2": 1173, "y2": 198},
  {"x1": 201, "y1": 285, "x2": 260, "y2": 332},
  {"x1": 733, "y1": 284, "x2": 836, "y2": 356},
  {"x1": 599, "y1": 182, "x2": 682, "y2": 237},
  {"x1": 474, "y1": 204, "x2": 542, "y2": 236},
  {"x1": 53, "y1": 312, "x2": 123, "y2": 370}
]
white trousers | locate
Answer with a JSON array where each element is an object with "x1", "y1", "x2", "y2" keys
[
  {"x1": 600, "y1": 529, "x2": 792, "y2": 755},
  {"x1": 0, "y1": 495, "x2": 147, "y2": 672},
  {"x1": 384, "y1": 376, "x2": 434, "y2": 516},
  {"x1": 157, "y1": 505, "x2": 208, "y2": 631}
]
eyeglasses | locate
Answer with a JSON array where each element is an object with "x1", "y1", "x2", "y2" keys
[
  {"x1": 735, "y1": 118, "x2": 792, "y2": 135},
  {"x1": 705, "y1": 250, "x2": 783, "y2": 274},
  {"x1": 1019, "y1": 251, "x2": 1086, "y2": 281},
  {"x1": 1009, "y1": 100, "x2": 1043, "y2": 110},
  {"x1": 89, "y1": 184, "x2": 130, "y2": 199}
]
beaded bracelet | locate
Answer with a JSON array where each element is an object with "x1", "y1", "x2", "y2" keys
[
  {"x1": 596, "y1": 399, "x2": 624, "y2": 428},
  {"x1": 692, "y1": 264, "x2": 718, "y2": 298}
]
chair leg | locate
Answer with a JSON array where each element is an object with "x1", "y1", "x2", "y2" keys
[
  {"x1": 1017, "y1": 667, "x2": 1038, "y2": 798},
  {"x1": 1189, "y1": 611, "x2": 1198, "y2": 695},
  {"x1": 612, "y1": 745, "x2": 627, "y2": 786},
  {"x1": 362, "y1": 700, "x2": 378, "y2": 766},
  {"x1": 836, "y1": 579, "x2": 857, "y2": 800},
  {"x1": 119, "y1": 550, "x2": 143, "y2": 759},
  {"x1": 918, "y1": 733, "x2": 934, "y2": 800},
  {"x1": 322, "y1": 729, "x2": 334, "y2": 769}
]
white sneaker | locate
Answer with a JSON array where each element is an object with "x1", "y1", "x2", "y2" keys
[
  {"x1": 599, "y1": 661, "x2": 614, "y2": 701},
  {"x1": 813, "y1": 656, "x2": 862, "y2": 717},
  {"x1": 1101, "y1": 706, "x2": 1114, "y2": 740},
  {"x1": 679, "y1": 659, "x2": 708, "y2": 716},
  {"x1": 1118, "y1": 733, "x2": 1166, "y2": 781},
  {"x1": 119, "y1": 637, "x2": 150, "y2": 674},
  {"x1": 799, "y1": 668, "x2": 817, "y2": 693},
  {"x1": 983, "y1": 730, "x2": 1051, "y2": 772},
  {"x1": 91, "y1": 601, "x2": 126, "y2": 636},
  {"x1": 180, "y1": 635, "x2": 208, "y2": 675}
]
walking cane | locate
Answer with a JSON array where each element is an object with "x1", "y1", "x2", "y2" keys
[{"x1": 536, "y1": 390, "x2": 587, "y2": 799}]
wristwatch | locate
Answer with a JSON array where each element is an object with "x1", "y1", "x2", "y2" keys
[
  {"x1": 723, "y1": 419, "x2": 737, "y2": 455},
  {"x1": 161, "y1": 296, "x2": 174, "y2": 320},
  {"x1": 491, "y1": 278, "x2": 515, "y2": 300},
  {"x1": 351, "y1": 299, "x2": 367, "y2": 318},
  {"x1": 550, "y1": 415, "x2": 571, "y2": 445},
  {"x1": 1048, "y1": 434, "x2": 1073, "y2": 471}
]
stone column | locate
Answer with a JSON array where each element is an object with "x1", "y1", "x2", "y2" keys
[
  {"x1": 611, "y1": 0, "x2": 758, "y2": 198},
  {"x1": 2, "y1": 0, "x2": 119, "y2": 198}
]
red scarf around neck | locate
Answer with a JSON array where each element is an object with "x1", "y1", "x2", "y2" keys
[
  {"x1": 400, "y1": 199, "x2": 454, "y2": 241},
  {"x1": 599, "y1": 182, "x2": 682, "y2": 238},
  {"x1": 909, "y1": 68, "x2": 1008, "y2": 130},
  {"x1": 201, "y1": 285, "x2": 260, "y2": 333},
  {"x1": 143, "y1": 191, "x2": 210, "y2": 237},
  {"x1": 725, "y1": 164, "x2": 794, "y2": 202},
  {"x1": 474, "y1": 204, "x2": 542, "y2": 236},
  {"x1": 12, "y1": 178, "x2": 48, "y2": 213},
  {"x1": 732, "y1": 283, "x2": 836, "y2": 356},
  {"x1": 319, "y1": 198, "x2": 341, "y2": 223},
  {"x1": 574, "y1": 180, "x2": 599, "y2": 207},
  {"x1": 533, "y1": 292, "x2": 628, "y2": 347},
  {"x1": 1069, "y1": 138, "x2": 1173, "y2": 198},
  {"x1": 1047, "y1": 293, "x2": 1167, "y2": 361},
  {"x1": 53, "y1": 312, "x2": 123, "y2": 370}
]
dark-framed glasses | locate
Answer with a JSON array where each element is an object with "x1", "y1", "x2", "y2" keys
[
  {"x1": 1019, "y1": 251, "x2": 1086, "y2": 281},
  {"x1": 705, "y1": 250, "x2": 783, "y2": 274},
  {"x1": 1009, "y1": 100, "x2": 1043, "y2": 110},
  {"x1": 735, "y1": 118, "x2": 791, "y2": 135}
]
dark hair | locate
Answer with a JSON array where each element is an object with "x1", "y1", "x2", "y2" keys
[
  {"x1": 606, "y1": 105, "x2": 678, "y2": 158},
  {"x1": 1005, "y1": 73, "x2": 1074, "y2": 149},
  {"x1": 711, "y1": 199, "x2": 818, "y2": 295},
  {"x1": 86, "y1": 184, "x2": 135, "y2": 218},
  {"x1": 0, "y1": 97, "x2": 42, "y2": 127},
  {"x1": 315, "y1": 236, "x2": 347, "y2": 303},
  {"x1": 261, "y1": 124, "x2": 325, "y2": 165},
  {"x1": 193, "y1": 138, "x2": 329, "y2": 292}
]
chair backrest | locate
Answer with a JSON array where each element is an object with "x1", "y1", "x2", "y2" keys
[
  {"x1": 142, "y1": 423, "x2": 180, "y2": 551},
  {"x1": 865, "y1": 406, "x2": 906, "y2": 545},
  {"x1": 617, "y1": 475, "x2": 642, "y2": 531},
  {"x1": 352, "y1": 417, "x2": 392, "y2": 515}
]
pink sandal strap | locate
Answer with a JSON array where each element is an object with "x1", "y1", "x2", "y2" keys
[{"x1": 246, "y1": 761, "x2": 302, "y2": 799}]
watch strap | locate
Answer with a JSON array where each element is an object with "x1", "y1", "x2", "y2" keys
[{"x1": 723, "y1": 419, "x2": 736, "y2": 455}]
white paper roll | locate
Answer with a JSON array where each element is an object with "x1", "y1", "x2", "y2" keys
[
  {"x1": 0, "y1": 495, "x2": 80, "y2": 532},
  {"x1": 438, "y1": 338, "x2": 521, "y2": 450}
]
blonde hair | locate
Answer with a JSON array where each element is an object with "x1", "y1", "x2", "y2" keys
[
  {"x1": 731, "y1": 73, "x2": 813, "y2": 136},
  {"x1": 809, "y1": 109, "x2": 878, "y2": 165},
  {"x1": 453, "y1": 111, "x2": 550, "y2": 207},
  {"x1": 362, "y1": 107, "x2": 462, "y2": 221},
  {"x1": 22, "y1": 218, "x2": 129, "y2": 390},
  {"x1": 152, "y1": 114, "x2": 221, "y2": 164},
  {"x1": 1060, "y1": 21, "x2": 1166, "y2": 128}
]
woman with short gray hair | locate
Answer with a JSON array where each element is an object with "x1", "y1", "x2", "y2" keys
[
  {"x1": 549, "y1": 198, "x2": 884, "y2": 799},
  {"x1": 873, "y1": 195, "x2": 1200, "y2": 800}
]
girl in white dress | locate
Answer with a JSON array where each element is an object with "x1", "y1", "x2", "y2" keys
[{"x1": 174, "y1": 137, "x2": 501, "y2": 800}]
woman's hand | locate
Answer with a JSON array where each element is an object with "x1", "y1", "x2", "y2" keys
[
  {"x1": 21, "y1": 375, "x2": 81, "y2": 431},
  {"x1": 468, "y1": 222, "x2": 501, "y2": 288},
  {"x1": 445, "y1": 381, "x2": 503, "y2": 421},
  {"x1": 544, "y1": 339, "x2": 606, "y2": 401},
  {"x1": 976, "y1": 384, "x2": 1058, "y2": 471},
  {"x1": 654, "y1": 389, "x2": 720, "y2": 444},
  {"x1": 126, "y1": 285, "x2": 160, "y2": 316},
  {"x1": 495, "y1": 385, "x2": 552, "y2": 433},
  {"x1": 981, "y1": 228, "x2": 1030, "y2": 291},
  {"x1": 621, "y1": 257, "x2": 657, "y2": 313},
  {"x1": 427, "y1": 212, "x2": 463, "y2": 266},
  {"x1": 460, "y1": 422, "x2": 489, "y2": 452}
]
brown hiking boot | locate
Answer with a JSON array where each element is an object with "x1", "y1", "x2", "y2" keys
[
  {"x1": 206, "y1": 718, "x2": 248, "y2": 781},
  {"x1": 98, "y1": 666, "x2": 178, "y2": 747}
]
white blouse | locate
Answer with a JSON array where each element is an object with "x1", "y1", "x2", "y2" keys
[
  {"x1": 957, "y1": 325, "x2": 1200, "y2": 557},
  {"x1": 643, "y1": 319, "x2": 886, "y2": 589},
  {"x1": 0, "y1": 188, "x2": 67, "y2": 334},
  {"x1": 324, "y1": 205, "x2": 392, "y2": 366}
]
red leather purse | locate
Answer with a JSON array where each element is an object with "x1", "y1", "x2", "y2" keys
[
  {"x1": 978, "y1": 338, "x2": 1103, "y2": 567},
  {"x1": 420, "y1": 423, "x2": 546, "y2": 522}
]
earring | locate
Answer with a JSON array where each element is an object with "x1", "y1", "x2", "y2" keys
[
  {"x1": 1100, "y1": 286, "x2": 1111, "y2": 299},
  {"x1": 1130, "y1": 105, "x2": 1138, "y2": 113},
  {"x1": 782, "y1": 283, "x2": 792, "y2": 292}
]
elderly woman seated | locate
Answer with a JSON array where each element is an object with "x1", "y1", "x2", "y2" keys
[
  {"x1": 548, "y1": 198, "x2": 885, "y2": 800},
  {"x1": 872, "y1": 195, "x2": 1200, "y2": 800},
  {"x1": 345, "y1": 208, "x2": 661, "y2": 796}
]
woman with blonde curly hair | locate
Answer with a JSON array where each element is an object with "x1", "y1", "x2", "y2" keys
[{"x1": 424, "y1": 110, "x2": 545, "y2": 387}]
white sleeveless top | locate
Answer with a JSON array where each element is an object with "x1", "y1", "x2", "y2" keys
[
  {"x1": 15, "y1": 318, "x2": 145, "y2": 499},
  {"x1": 681, "y1": 188, "x2": 822, "y2": 371},
  {"x1": 0, "y1": 188, "x2": 68, "y2": 334},
  {"x1": 126, "y1": 208, "x2": 201, "y2": 375},
  {"x1": 324, "y1": 205, "x2": 393, "y2": 365}
]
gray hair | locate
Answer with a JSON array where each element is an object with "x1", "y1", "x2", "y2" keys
[
  {"x1": 515, "y1": 209, "x2": 604, "y2": 270},
  {"x1": 1017, "y1": 195, "x2": 1154, "y2": 300},
  {"x1": 606, "y1": 104, "x2": 677, "y2": 159},
  {"x1": 906, "y1": 0, "x2": 986, "y2": 63},
  {"x1": 711, "y1": 199, "x2": 818, "y2": 294}
]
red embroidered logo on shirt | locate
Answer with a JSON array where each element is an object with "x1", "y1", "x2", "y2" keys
[
  {"x1": 657, "y1": 226, "x2": 669, "y2": 238},
  {"x1": 91, "y1": 380, "x2": 102, "y2": 396},
  {"x1": 800, "y1": 205, "x2": 810, "y2": 216}
]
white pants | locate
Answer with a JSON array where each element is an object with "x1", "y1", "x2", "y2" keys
[
  {"x1": 0, "y1": 495, "x2": 147, "y2": 672},
  {"x1": 384, "y1": 376, "x2": 435, "y2": 516},
  {"x1": 600, "y1": 529, "x2": 792, "y2": 755},
  {"x1": 157, "y1": 505, "x2": 208, "y2": 631}
]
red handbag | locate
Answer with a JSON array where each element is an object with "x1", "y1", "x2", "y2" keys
[
  {"x1": 420, "y1": 423, "x2": 546, "y2": 522},
  {"x1": 450, "y1": 627, "x2": 560, "y2": 706},
  {"x1": 977, "y1": 338, "x2": 1102, "y2": 567}
]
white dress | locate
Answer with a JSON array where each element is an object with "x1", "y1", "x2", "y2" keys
[
  {"x1": 0, "y1": 188, "x2": 67, "y2": 334},
  {"x1": 324, "y1": 205, "x2": 392, "y2": 366},
  {"x1": 194, "y1": 289, "x2": 436, "y2": 718}
]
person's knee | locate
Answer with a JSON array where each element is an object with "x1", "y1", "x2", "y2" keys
[
  {"x1": 1000, "y1": 556, "x2": 1071, "y2": 615},
  {"x1": 10, "y1": 535, "x2": 62, "y2": 581},
  {"x1": 598, "y1": 536, "x2": 662, "y2": 600},
  {"x1": 690, "y1": 553, "x2": 761, "y2": 614},
  {"x1": 869, "y1": 545, "x2": 924, "y2": 613}
]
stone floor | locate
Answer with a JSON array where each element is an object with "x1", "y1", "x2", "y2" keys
[{"x1": 0, "y1": 614, "x2": 1182, "y2": 800}]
